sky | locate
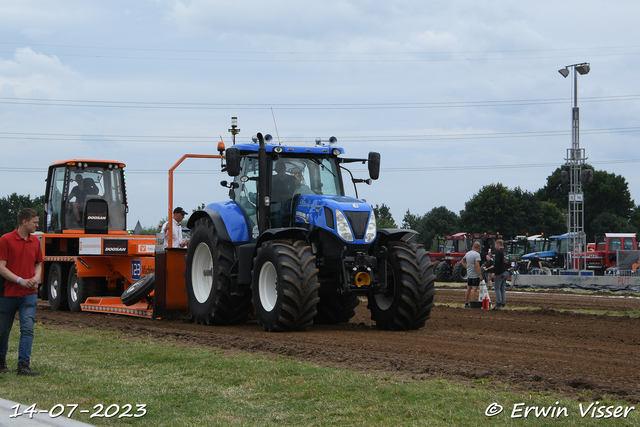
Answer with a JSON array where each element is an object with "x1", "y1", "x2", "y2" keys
[{"x1": 1, "y1": 0, "x2": 640, "y2": 231}]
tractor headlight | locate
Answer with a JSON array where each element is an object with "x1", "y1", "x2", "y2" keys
[
  {"x1": 335, "y1": 210, "x2": 354, "y2": 242},
  {"x1": 365, "y1": 212, "x2": 377, "y2": 243}
]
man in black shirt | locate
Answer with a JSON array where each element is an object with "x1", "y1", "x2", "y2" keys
[
  {"x1": 527, "y1": 253, "x2": 542, "y2": 275},
  {"x1": 492, "y1": 239, "x2": 510, "y2": 309}
]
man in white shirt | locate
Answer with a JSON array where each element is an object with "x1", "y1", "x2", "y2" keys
[{"x1": 162, "y1": 207, "x2": 188, "y2": 249}]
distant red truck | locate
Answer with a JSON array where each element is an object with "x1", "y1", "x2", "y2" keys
[
  {"x1": 431, "y1": 233, "x2": 501, "y2": 282},
  {"x1": 585, "y1": 233, "x2": 638, "y2": 275}
]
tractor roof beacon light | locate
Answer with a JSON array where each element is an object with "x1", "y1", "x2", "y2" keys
[{"x1": 228, "y1": 117, "x2": 240, "y2": 145}]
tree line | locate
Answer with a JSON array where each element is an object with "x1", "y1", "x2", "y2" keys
[
  {"x1": 0, "y1": 193, "x2": 44, "y2": 235},
  {"x1": 374, "y1": 165, "x2": 640, "y2": 251},
  {"x1": 3, "y1": 165, "x2": 637, "y2": 247}
]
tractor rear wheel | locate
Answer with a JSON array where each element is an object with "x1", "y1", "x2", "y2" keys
[
  {"x1": 185, "y1": 217, "x2": 252, "y2": 325},
  {"x1": 452, "y1": 261, "x2": 468, "y2": 282},
  {"x1": 368, "y1": 241, "x2": 435, "y2": 330},
  {"x1": 252, "y1": 240, "x2": 320, "y2": 332},
  {"x1": 48, "y1": 262, "x2": 69, "y2": 311},
  {"x1": 313, "y1": 291, "x2": 359, "y2": 325}
]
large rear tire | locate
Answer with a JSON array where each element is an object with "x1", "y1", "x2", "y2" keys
[
  {"x1": 368, "y1": 241, "x2": 435, "y2": 330},
  {"x1": 252, "y1": 240, "x2": 320, "y2": 332},
  {"x1": 48, "y1": 262, "x2": 69, "y2": 311},
  {"x1": 313, "y1": 291, "x2": 359, "y2": 325},
  {"x1": 452, "y1": 261, "x2": 468, "y2": 282},
  {"x1": 184, "y1": 217, "x2": 252, "y2": 325}
]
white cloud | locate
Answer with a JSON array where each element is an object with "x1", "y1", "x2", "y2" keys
[{"x1": 0, "y1": 48, "x2": 81, "y2": 97}]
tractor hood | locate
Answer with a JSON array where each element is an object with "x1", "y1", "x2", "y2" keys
[
  {"x1": 293, "y1": 194, "x2": 376, "y2": 244},
  {"x1": 522, "y1": 251, "x2": 556, "y2": 259}
]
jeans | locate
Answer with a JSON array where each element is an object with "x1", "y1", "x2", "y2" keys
[
  {"x1": 494, "y1": 271, "x2": 509, "y2": 306},
  {"x1": 0, "y1": 293, "x2": 38, "y2": 363}
]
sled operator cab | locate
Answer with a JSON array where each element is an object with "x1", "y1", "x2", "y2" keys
[
  {"x1": 44, "y1": 160, "x2": 128, "y2": 233},
  {"x1": 39, "y1": 159, "x2": 155, "y2": 316}
]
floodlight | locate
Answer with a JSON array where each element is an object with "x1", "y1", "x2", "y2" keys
[{"x1": 575, "y1": 64, "x2": 590, "y2": 75}]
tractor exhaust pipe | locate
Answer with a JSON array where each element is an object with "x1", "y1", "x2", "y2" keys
[{"x1": 257, "y1": 132, "x2": 269, "y2": 234}]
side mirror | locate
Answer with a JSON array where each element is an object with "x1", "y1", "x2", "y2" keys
[
  {"x1": 368, "y1": 152, "x2": 381, "y2": 180},
  {"x1": 225, "y1": 147, "x2": 241, "y2": 177}
]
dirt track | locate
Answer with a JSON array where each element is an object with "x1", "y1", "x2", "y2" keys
[{"x1": 35, "y1": 287, "x2": 640, "y2": 403}]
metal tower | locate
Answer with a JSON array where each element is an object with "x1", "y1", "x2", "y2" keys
[{"x1": 559, "y1": 63, "x2": 590, "y2": 270}]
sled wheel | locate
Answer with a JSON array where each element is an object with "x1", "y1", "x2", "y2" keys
[
  {"x1": 121, "y1": 273, "x2": 156, "y2": 306},
  {"x1": 48, "y1": 262, "x2": 69, "y2": 311},
  {"x1": 67, "y1": 265, "x2": 102, "y2": 312}
]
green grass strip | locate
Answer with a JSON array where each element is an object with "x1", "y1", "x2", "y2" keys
[{"x1": 0, "y1": 322, "x2": 637, "y2": 426}]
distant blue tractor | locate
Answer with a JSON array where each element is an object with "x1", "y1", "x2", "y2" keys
[
  {"x1": 184, "y1": 133, "x2": 435, "y2": 331},
  {"x1": 520, "y1": 233, "x2": 569, "y2": 273}
]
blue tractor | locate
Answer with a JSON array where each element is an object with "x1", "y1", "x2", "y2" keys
[{"x1": 183, "y1": 133, "x2": 435, "y2": 331}]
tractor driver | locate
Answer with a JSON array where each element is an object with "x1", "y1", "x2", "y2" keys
[
  {"x1": 271, "y1": 160, "x2": 298, "y2": 227},
  {"x1": 69, "y1": 174, "x2": 86, "y2": 225},
  {"x1": 271, "y1": 160, "x2": 298, "y2": 203},
  {"x1": 69, "y1": 174, "x2": 99, "y2": 225}
]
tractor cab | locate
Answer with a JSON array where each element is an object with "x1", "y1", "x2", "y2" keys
[
  {"x1": 225, "y1": 137, "x2": 379, "y2": 241},
  {"x1": 44, "y1": 160, "x2": 128, "y2": 233},
  {"x1": 232, "y1": 150, "x2": 343, "y2": 234}
]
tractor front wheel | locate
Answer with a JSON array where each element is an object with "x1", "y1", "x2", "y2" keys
[
  {"x1": 368, "y1": 241, "x2": 435, "y2": 330},
  {"x1": 252, "y1": 240, "x2": 320, "y2": 332}
]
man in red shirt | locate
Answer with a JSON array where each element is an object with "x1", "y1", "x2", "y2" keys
[{"x1": 0, "y1": 208, "x2": 43, "y2": 376}]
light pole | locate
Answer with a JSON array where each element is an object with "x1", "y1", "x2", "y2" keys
[{"x1": 559, "y1": 62, "x2": 590, "y2": 271}]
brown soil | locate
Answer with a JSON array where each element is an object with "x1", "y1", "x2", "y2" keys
[{"x1": 35, "y1": 287, "x2": 640, "y2": 403}]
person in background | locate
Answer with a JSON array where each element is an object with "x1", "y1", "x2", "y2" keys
[
  {"x1": 0, "y1": 208, "x2": 43, "y2": 376},
  {"x1": 527, "y1": 253, "x2": 542, "y2": 275},
  {"x1": 460, "y1": 241, "x2": 482, "y2": 308},
  {"x1": 482, "y1": 252, "x2": 494, "y2": 289},
  {"x1": 492, "y1": 239, "x2": 510, "y2": 309},
  {"x1": 162, "y1": 207, "x2": 188, "y2": 249}
]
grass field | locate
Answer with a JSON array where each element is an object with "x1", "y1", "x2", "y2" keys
[{"x1": 0, "y1": 322, "x2": 637, "y2": 426}]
